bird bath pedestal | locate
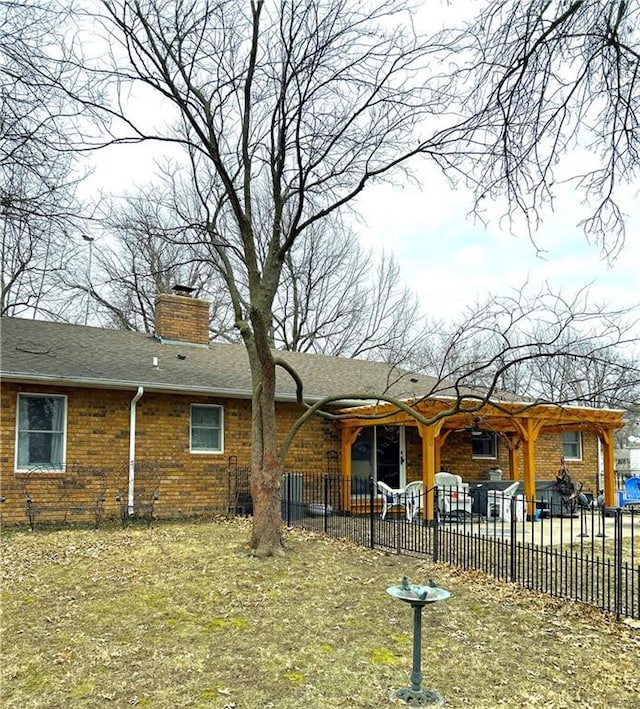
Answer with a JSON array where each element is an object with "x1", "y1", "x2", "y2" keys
[{"x1": 386, "y1": 579, "x2": 451, "y2": 706}]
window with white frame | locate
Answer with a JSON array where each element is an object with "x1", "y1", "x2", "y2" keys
[
  {"x1": 16, "y1": 394, "x2": 66, "y2": 470},
  {"x1": 190, "y1": 404, "x2": 224, "y2": 453},
  {"x1": 562, "y1": 431, "x2": 582, "y2": 461},
  {"x1": 471, "y1": 431, "x2": 497, "y2": 459}
]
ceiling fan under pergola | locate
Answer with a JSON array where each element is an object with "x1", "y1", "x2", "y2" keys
[{"x1": 450, "y1": 416, "x2": 490, "y2": 437}]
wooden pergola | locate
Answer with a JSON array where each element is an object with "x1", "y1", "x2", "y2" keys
[{"x1": 338, "y1": 397, "x2": 625, "y2": 519}]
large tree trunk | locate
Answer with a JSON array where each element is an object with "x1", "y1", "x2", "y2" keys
[{"x1": 248, "y1": 343, "x2": 285, "y2": 556}]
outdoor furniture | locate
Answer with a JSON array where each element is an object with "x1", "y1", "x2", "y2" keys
[
  {"x1": 435, "y1": 471, "x2": 473, "y2": 520},
  {"x1": 487, "y1": 481, "x2": 521, "y2": 521},
  {"x1": 618, "y1": 476, "x2": 640, "y2": 508},
  {"x1": 498, "y1": 489, "x2": 527, "y2": 521},
  {"x1": 20, "y1": 465, "x2": 107, "y2": 530},
  {"x1": 376, "y1": 480, "x2": 406, "y2": 520},
  {"x1": 404, "y1": 481, "x2": 424, "y2": 522}
]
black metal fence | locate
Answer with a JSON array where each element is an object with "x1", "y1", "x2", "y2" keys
[{"x1": 283, "y1": 472, "x2": 640, "y2": 621}]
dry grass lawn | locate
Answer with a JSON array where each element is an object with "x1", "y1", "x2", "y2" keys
[{"x1": 1, "y1": 518, "x2": 639, "y2": 708}]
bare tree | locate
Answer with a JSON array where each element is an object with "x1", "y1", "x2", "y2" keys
[
  {"x1": 65, "y1": 1, "x2": 640, "y2": 555},
  {"x1": 89, "y1": 180, "x2": 425, "y2": 357},
  {"x1": 436, "y1": 0, "x2": 640, "y2": 256},
  {"x1": 526, "y1": 336, "x2": 639, "y2": 410},
  {"x1": 274, "y1": 224, "x2": 425, "y2": 361},
  {"x1": 84, "y1": 188, "x2": 236, "y2": 335},
  {"x1": 0, "y1": 159, "x2": 80, "y2": 317},
  {"x1": 1, "y1": 0, "x2": 90, "y2": 318},
  {"x1": 73, "y1": 0, "x2": 452, "y2": 555},
  {"x1": 413, "y1": 284, "x2": 640, "y2": 416}
]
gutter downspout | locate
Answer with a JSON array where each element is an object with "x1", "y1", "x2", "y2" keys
[{"x1": 129, "y1": 386, "x2": 144, "y2": 515}]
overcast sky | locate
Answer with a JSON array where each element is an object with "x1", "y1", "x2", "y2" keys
[
  {"x1": 87, "y1": 144, "x2": 639, "y2": 338},
  {"x1": 79, "y1": 1, "x2": 639, "y2": 334},
  {"x1": 353, "y1": 162, "x2": 639, "y2": 328},
  {"x1": 355, "y1": 1, "x2": 640, "y2": 329}
]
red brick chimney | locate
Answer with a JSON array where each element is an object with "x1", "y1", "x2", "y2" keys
[{"x1": 154, "y1": 290, "x2": 210, "y2": 345}]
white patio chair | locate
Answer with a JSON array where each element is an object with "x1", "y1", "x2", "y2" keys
[
  {"x1": 435, "y1": 471, "x2": 473, "y2": 519},
  {"x1": 404, "y1": 480, "x2": 423, "y2": 522},
  {"x1": 487, "y1": 481, "x2": 520, "y2": 521},
  {"x1": 376, "y1": 480, "x2": 405, "y2": 520}
]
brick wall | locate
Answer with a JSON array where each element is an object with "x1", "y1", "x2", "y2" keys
[
  {"x1": 441, "y1": 429, "x2": 599, "y2": 490},
  {"x1": 365, "y1": 424, "x2": 598, "y2": 491},
  {"x1": 0, "y1": 380, "x2": 602, "y2": 526},
  {"x1": 0, "y1": 382, "x2": 341, "y2": 526}
]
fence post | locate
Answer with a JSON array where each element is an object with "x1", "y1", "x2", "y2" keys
[
  {"x1": 510, "y1": 495, "x2": 517, "y2": 583},
  {"x1": 614, "y1": 507, "x2": 623, "y2": 621},
  {"x1": 433, "y1": 487, "x2": 439, "y2": 564},
  {"x1": 323, "y1": 474, "x2": 329, "y2": 535},
  {"x1": 286, "y1": 473, "x2": 292, "y2": 528},
  {"x1": 596, "y1": 502, "x2": 606, "y2": 538},
  {"x1": 369, "y1": 477, "x2": 375, "y2": 549}
]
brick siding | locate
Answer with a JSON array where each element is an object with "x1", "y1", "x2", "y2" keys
[
  {"x1": 0, "y1": 382, "x2": 341, "y2": 525},
  {"x1": 441, "y1": 430, "x2": 599, "y2": 490}
]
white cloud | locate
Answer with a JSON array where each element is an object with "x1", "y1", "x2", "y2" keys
[{"x1": 352, "y1": 168, "x2": 640, "y2": 328}]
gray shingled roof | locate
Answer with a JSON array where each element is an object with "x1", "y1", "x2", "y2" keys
[{"x1": 0, "y1": 317, "x2": 439, "y2": 403}]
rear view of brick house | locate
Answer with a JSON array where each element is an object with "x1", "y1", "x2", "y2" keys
[{"x1": 0, "y1": 291, "x2": 623, "y2": 526}]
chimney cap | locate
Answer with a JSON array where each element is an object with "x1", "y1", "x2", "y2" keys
[{"x1": 171, "y1": 284, "x2": 196, "y2": 296}]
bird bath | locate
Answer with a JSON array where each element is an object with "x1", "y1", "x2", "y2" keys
[{"x1": 386, "y1": 578, "x2": 451, "y2": 706}]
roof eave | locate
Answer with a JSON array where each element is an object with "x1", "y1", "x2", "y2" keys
[{"x1": 0, "y1": 372, "x2": 334, "y2": 405}]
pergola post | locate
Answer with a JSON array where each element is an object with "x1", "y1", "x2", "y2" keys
[
  {"x1": 519, "y1": 419, "x2": 544, "y2": 507},
  {"x1": 599, "y1": 427, "x2": 616, "y2": 507},
  {"x1": 340, "y1": 426, "x2": 361, "y2": 512},
  {"x1": 418, "y1": 422, "x2": 443, "y2": 521},
  {"x1": 502, "y1": 433, "x2": 521, "y2": 481},
  {"x1": 434, "y1": 429, "x2": 451, "y2": 475},
  {"x1": 508, "y1": 445, "x2": 518, "y2": 481}
]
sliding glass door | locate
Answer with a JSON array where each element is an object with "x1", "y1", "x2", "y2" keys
[{"x1": 351, "y1": 425, "x2": 406, "y2": 494}]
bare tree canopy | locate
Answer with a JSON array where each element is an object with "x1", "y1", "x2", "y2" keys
[
  {"x1": 275, "y1": 231, "x2": 424, "y2": 361},
  {"x1": 1, "y1": 157, "x2": 82, "y2": 318},
  {"x1": 1, "y1": 0, "x2": 90, "y2": 318},
  {"x1": 92, "y1": 186, "x2": 427, "y2": 361},
  {"x1": 415, "y1": 284, "x2": 640, "y2": 415},
  {"x1": 437, "y1": 0, "x2": 640, "y2": 255},
  {"x1": 83, "y1": 187, "x2": 235, "y2": 335}
]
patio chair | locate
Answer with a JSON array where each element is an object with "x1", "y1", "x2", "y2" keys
[
  {"x1": 376, "y1": 480, "x2": 405, "y2": 520},
  {"x1": 435, "y1": 471, "x2": 473, "y2": 520},
  {"x1": 404, "y1": 480, "x2": 423, "y2": 522},
  {"x1": 487, "y1": 481, "x2": 521, "y2": 520}
]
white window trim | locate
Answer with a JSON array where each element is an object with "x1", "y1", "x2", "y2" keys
[
  {"x1": 562, "y1": 431, "x2": 583, "y2": 462},
  {"x1": 190, "y1": 404, "x2": 224, "y2": 454},
  {"x1": 15, "y1": 393, "x2": 67, "y2": 472},
  {"x1": 471, "y1": 432, "x2": 498, "y2": 460}
]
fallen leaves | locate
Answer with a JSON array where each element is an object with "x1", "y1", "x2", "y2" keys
[{"x1": 1, "y1": 519, "x2": 639, "y2": 708}]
